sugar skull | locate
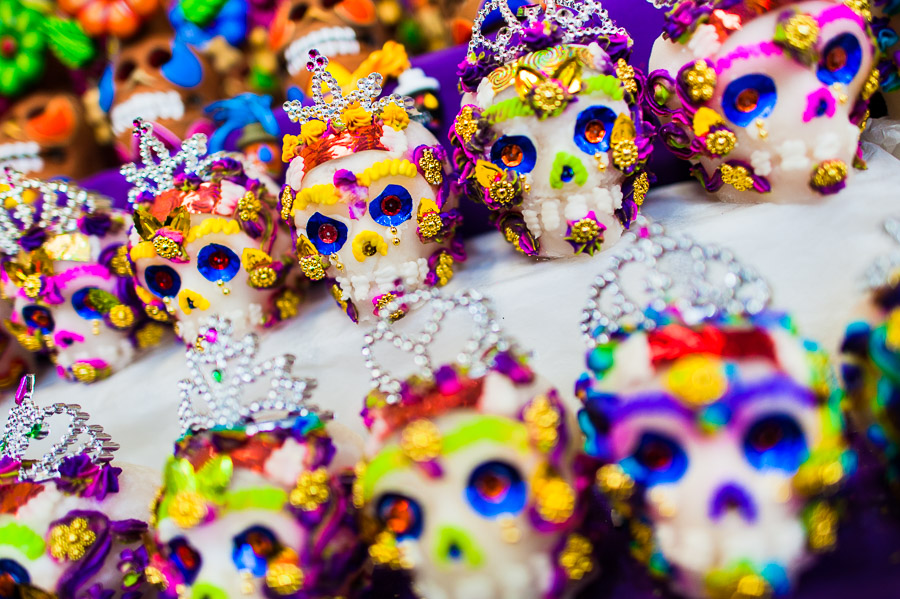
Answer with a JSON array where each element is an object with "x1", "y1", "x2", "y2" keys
[
  {"x1": 0, "y1": 374, "x2": 159, "y2": 597},
  {"x1": 124, "y1": 121, "x2": 303, "y2": 342},
  {"x1": 450, "y1": 0, "x2": 654, "y2": 258},
  {"x1": 577, "y1": 230, "x2": 852, "y2": 598},
  {"x1": 646, "y1": 0, "x2": 877, "y2": 202},
  {"x1": 147, "y1": 316, "x2": 364, "y2": 598},
  {"x1": 282, "y1": 52, "x2": 464, "y2": 323},
  {"x1": 357, "y1": 290, "x2": 595, "y2": 599},
  {"x1": 0, "y1": 173, "x2": 165, "y2": 384},
  {"x1": 872, "y1": 0, "x2": 900, "y2": 117}
]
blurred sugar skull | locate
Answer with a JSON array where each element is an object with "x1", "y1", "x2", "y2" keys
[
  {"x1": 0, "y1": 174, "x2": 163, "y2": 384},
  {"x1": 451, "y1": 0, "x2": 654, "y2": 258},
  {"x1": 872, "y1": 0, "x2": 900, "y2": 117},
  {"x1": 0, "y1": 375, "x2": 159, "y2": 597},
  {"x1": 647, "y1": 0, "x2": 877, "y2": 202},
  {"x1": 357, "y1": 291, "x2": 594, "y2": 599},
  {"x1": 282, "y1": 52, "x2": 464, "y2": 323},
  {"x1": 394, "y1": 68, "x2": 444, "y2": 136},
  {"x1": 124, "y1": 121, "x2": 302, "y2": 342},
  {"x1": 148, "y1": 317, "x2": 364, "y2": 598}
]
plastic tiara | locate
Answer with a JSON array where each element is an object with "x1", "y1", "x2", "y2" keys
[
  {"x1": 120, "y1": 119, "x2": 223, "y2": 206},
  {"x1": 362, "y1": 289, "x2": 514, "y2": 405},
  {"x1": 1, "y1": 374, "x2": 119, "y2": 483},
  {"x1": 0, "y1": 169, "x2": 95, "y2": 256},
  {"x1": 178, "y1": 316, "x2": 327, "y2": 435},
  {"x1": 283, "y1": 50, "x2": 408, "y2": 129},
  {"x1": 580, "y1": 218, "x2": 772, "y2": 347},
  {"x1": 468, "y1": 0, "x2": 630, "y2": 65},
  {"x1": 863, "y1": 218, "x2": 900, "y2": 290}
]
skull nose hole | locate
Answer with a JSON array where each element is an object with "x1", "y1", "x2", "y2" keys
[
  {"x1": 709, "y1": 483, "x2": 757, "y2": 523},
  {"x1": 447, "y1": 542, "x2": 462, "y2": 560},
  {"x1": 561, "y1": 165, "x2": 575, "y2": 182},
  {"x1": 816, "y1": 98, "x2": 830, "y2": 117}
]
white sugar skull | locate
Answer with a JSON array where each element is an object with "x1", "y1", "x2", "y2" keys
[
  {"x1": 450, "y1": 0, "x2": 653, "y2": 258},
  {"x1": 647, "y1": 0, "x2": 877, "y2": 202},
  {"x1": 577, "y1": 313, "x2": 851, "y2": 598},
  {"x1": 282, "y1": 52, "x2": 464, "y2": 323}
]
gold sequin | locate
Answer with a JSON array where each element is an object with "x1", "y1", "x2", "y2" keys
[
  {"x1": 454, "y1": 106, "x2": 478, "y2": 144},
  {"x1": 276, "y1": 289, "x2": 301, "y2": 320},
  {"x1": 248, "y1": 266, "x2": 277, "y2": 289},
  {"x1": 289, "y1": 468, "x2": 331, "y2": 511},
  {"x1": 266, "y1": 562, "x2": 305, "y2": 595},
  {"x1": 612, "y1": 139, "x2": 639, "y2": 169},
  {"x1": 49, "y1": 517, "x2": 96, "y2": 561},
  {"x1": 22, "y1": 274, "x2": 42, "y2": 299},
  {"x1": 531, "y1": 79, "x2": 567, "y2": 113},
  {"x1": 533, "y1": 467, "x2": 575, "y2": 524},
  {"x1": 110, "y1": 245, "x2": 133, "y2": 277},
  {"x1": 238, "y1": 191, "x2": 262, "y2": 221},
  {"x1": 418, "y1": 149, "x2": 443, "y2": 185},
  {"x1": 863, "y1": 67, "x2": 880, "y2": 101},
  {"x1": 567, "y1": 218, "x2": 601, "y2": 245},
  {"x1": 720, "y1": 163, "x2": 755, "y2": 192},
  {"x1": 616, "y1": 58, "x2": 637, "y2": 94},
  {"x1": 558, "y1": 534, "x2": 594, "y2": 581},
  {"x1": 136, "y1": 322, "x2": 166, "y2": 349},
  {"x1": 596, "y1": 463, "x2": 635, "y2": 501},
  {"x1": 167, "y1": 490, "x2": 208, "y2": 529},
  {"x1": 108, "y1": 305, "x2": 135, "y2": 329},
  {"x1": 280, "y1": 187, "x2": 294, "y2": 222},
  {"x1": 489, "y1": 179, "x2": 516, "y2": 205},
  {"x1": 400, "y1": 419, "x2": 442, "y2": 462},
  {"x1": 418, "y1": 210, "x2": 443, "y2": 238},
  {"x1": 682, "y1": 60, "x2": 717, "y2": 103},
  {"x1": 523, "y1": 395, "x2": 560, "y2": 453},
  {"x1": 811, "y1": 160, "x2": 848, "y2": 189},
  {"x1": 152, "y1": 236, "x2": 181, "y2": 260},
  {"x1": 71, "y1": 363, "x2": 98, "y2": 383},
  {"x1": 807, "y1": 502, "x2": 838, "y2": 550},
  {"x1": 783, "y1": 14, "x2": 819, "y2": 51},
  {"x1": 706, "y1": 129, "x2": 737, "y2": 156},
  {"x1": 633, "y1": 171, "x2": 649, "y2": 206},
  {"x1": 435, "y1": 253, "x2": 454, "y2": 287},
  {"x1": 374, "y1": 292, "x2": 405, "y2": 321},
  {"x1": 368, "y1": 532, "x2": 409, "y2": 569}
]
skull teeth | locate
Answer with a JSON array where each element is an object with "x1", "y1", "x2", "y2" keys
[
  {"x1": 0, "y1": 141, "x2": 42, "y2": 174},
  {"x1": 285, "y1": 26, "x2": 361, "y2": 77},
  {"x1": 110, "y1": 90, "x2": 186, "y2": 136}
]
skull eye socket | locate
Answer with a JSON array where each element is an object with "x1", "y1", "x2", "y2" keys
[
  {"x1": 115, "y1": 59, "x2": 136, "y2": 82},
  {"x1": 573, "y1": 106, "x2": 617, "y2": 154},
  {"x1": 622, "y1": 431, "x2": 687, "y2": 487},
  {"x1": 722, "y1": 74, "x2": 777, "y2": 127},
  {"x1": 490, "y1": 135, "x2": 536, "y2": 174},
  {"x1": 22, "y1": 305, "x2": 54, "y2": 334},
  {"x1": 232, "y1": 525, "x2": 282, "y2": 577},
  {"x1": 376, "y1": 493, "x2": 423, "y2": 540},
  {"x1": 149, "y1": 47, "x2": 173, "y2": 69},
  {"x1": 743, "y1": 413, "x2": 808, "y2": 472},
  {"x1": 0, "y1": 558, "x2": 31, "y2": 592},
  {"x1": 307, "y1": 212, "x2": 349, "y2": 255},
  {"x1": 465, "y1": 460, "x2": 526, "y2": 518},
  {"x1": 144, "y1": 265, "x2": 182, "y2": 299},
  {"x1": 71, "y1": 287, "x2": 114, "y2": 320},
  {"x1": 817, "y1": 33, "x2": 862, "y2": 85},
  {"x1": 197, "y1": 243, "x2": 241, "y2": 283},
  {"x1": 289, "y1": 1, "x2": 309, "y2": 20},
  {"x1": 168, "y1": 537, "x2": 202, "y2": 585},
  {"x1": 369, "y1": 184, "x2": 413, "y2": 227}
]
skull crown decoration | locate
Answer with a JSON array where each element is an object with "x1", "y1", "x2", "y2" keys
[
  {"x1": 450, "y1": 0, "x2": 656, "y2": 258},
  {"x1": 281, "y1": 51, "x2": 465, "y2": 324},
  {"x1": 576, "y1": 222, "x2": 853, "y2": 599}
]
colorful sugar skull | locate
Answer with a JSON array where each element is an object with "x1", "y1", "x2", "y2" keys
[
  {"x1": 282, "y1": 52, "x2": 464, "y2": 323},
  {"x1": 124, "y1": 121, "x2": 302, "y2": 342},
  {"x1": 0, "y1": 375, "x2": 159, "y2": 597},
  {"x1": 0, "y1": 173, "x2": 164, "y2": 384},
  {"x1": 577, "y1": 231, "x2": 852, "y2": 599},
  {"x1": 148, "y1": 316, "x2": 364, "y2": 598},
  {"x1": 358, "y1": 290, "x2": 594, "y2": 599},
  {"x1": 646, "y1": 0, "x2": 877, "y2": 202},
  {"x1": 872, "y1": 0, "x2": 900, "y2": 117},
  {"x1": 450, "y1": 0, "x2": 653, "y2": 258}
]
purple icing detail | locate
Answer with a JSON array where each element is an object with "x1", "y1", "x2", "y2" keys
[
  {"x1": 78, "y1": 213, "x2": 113, "y2": 238},
  {"x1": 54, "y1": 511, "x2": 113, "y2": 597},
  {"x1": 713, "y1": 42, "x2": 784, "y2": 74},
  {"x1": 493, "y1": 351, "x2": 535, "y2": 385},
  {"x1": 691, "y1": 160, "x2": 772, "y2": 195},
  {"x1": 0, "y1": 455, "x2": 20, "y2": 474},
  {"x1": 709, "y1": 483, "x2": 757, "y2": 522},
  {"x1": 417, "y1": 460, "x2": 443, "y2": 479},
  {"x1": 817, "y1": 4, "x2": 865, "y2": 28},
  {"x1": 18, "y1": 228, "x2": 47, "y2": 252},
  {"x1": 56, "y1": 454, "x2": 122, "y2": 500}
]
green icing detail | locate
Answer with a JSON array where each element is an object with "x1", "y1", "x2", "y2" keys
[
  {"x1": 43, "y1": 16, "x2": 95, "y2": 69},
  {"x1": 433, "y1": 526, "x2": 484, "y2": 568},
  {"x1": 583, "y1": 75, "x2": 625, "y2": 101},
  {"x1": 224, "y1": 488, "x2": 287, "y2": 512},
  {"x1": 483, "y1": 97, "x2": 535, "y2": 125},
  {"x1": 191, "y1": 582, "x2": 229, "y2": 599},
  {"x1": 549, "y1": 152, "x2": 588, "y2": 189},
  {"x1": 0, "y1": 522, "x2": 45, "y2": 559}
]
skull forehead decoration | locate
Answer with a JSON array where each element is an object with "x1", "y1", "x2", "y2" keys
[
  {"x1": 282, "y1": 52, "x2": 465, "y2": 323},
  {"x1": 357, "y1": 290, "x2": 596, "y2": 599},
  {"x1": 576, "y1": 226, "x2": 852, "y2": 599},
  {"x1": 0, "y1": 171, "x2": 163, "y2": 384},
  {"x1": 646, "y1": 0, "x2": 877, "y2": 202},
  {"x1": 450, "y1": 0, "x2": 654, "y2": 258},
  {"x1": 148, "y1": 316, "x2": 363, "y2": 599},
  {"x1": 123, "y1": 120, "x2": 303, "y2": 342},
  {"x1": 0, "y1": 374, "x2": 156, "y2": 597}
]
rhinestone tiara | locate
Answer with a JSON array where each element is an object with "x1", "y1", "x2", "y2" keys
[
  {"x1": 1, "y1": 374, "x2": 119, "y2": 483},
  {"x1": 178, "y1": 316, "x2": 328, "y2": 436},
  {"x1": 468, "y1": 0, "x2": 630, "y2": 66},
  {"x1": 0, "y1": 169, "x2": 96, "y2": 256},
  {"x1": 362, "y1": 288, "x2": 516, "y2": 405},
  {"x1": 282, "y1": 50, "x2": 409, "y2": 129},
  {"x1": 581, "y1": 218, "x2": 772, "y2": 347},
  {"x1": 863, "y1": 218, "x2": 900, "y2": 291}
]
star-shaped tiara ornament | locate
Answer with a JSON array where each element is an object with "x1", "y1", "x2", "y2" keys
[
  {"x1": 362, "y1": 289, "x2": 515, "y2": 404},
  {"x1": 580, "y1": 218, "x2": 772, "y2": 347},
  {"x1": 282, "y1": 50, "x2": 409, "y2": 130},
  {"x1": 120, "y1": 119, "x2": 221, "y2": 206},
  {"x1": 1, "y1": 374, "x2": 119, "y2": 482},
  {"x1": 0, "y1": 169, "x2": 95, "y2": 256},
  {"x1": 178, "y1": 316, "x2": 327, "y2": 435}
]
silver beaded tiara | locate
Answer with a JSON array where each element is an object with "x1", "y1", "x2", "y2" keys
[
  {"x1": 179, "y1": 316, "x2": 327, "y2": 435},
  {"x1": 1, "y1": 374, "x2": 119, "y2": 482},
  {"x1": 362, "y1": 289, "x2": 515, "y2": 404},
  {"x1": 468, "y1": 0, "x2": 630, "y2": 66},
  {"x1": 581, "y1": 219, "x2": 771, "y2": 347},
  {"x1": 120, "y1": 119, "x2": 224, "y2": 206},
  {"x1": 0, "y1": 169, "x2": 95, "y2": 256},
  {"x1": 863, "y1": 218, "x2": 900, "y2": 291},
  {"x1": 282, "y1": 50, "x2": 408, "y2": 129}
]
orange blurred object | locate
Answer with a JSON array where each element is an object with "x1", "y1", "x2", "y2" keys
[
  {"x1": 58, "y1": 0, "x2": 159, "y2": 38},
  {"x1": 24, "y1": 96, "x2": 76, "y2": 144},
  {"x1": 334, "y1": 0, "x2": 376, "y2": 26}
]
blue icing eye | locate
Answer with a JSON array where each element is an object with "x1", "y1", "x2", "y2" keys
[
  {"x1": 722, "y1": 74, "x2": 777, "y2": 127},
  {"x1": 168, "y1": 537, "x2": 202, "y2": 585},
  {"x1": 71, "y1": 287, "x2": 116, "y2": 320},
  {"x1": 145, "y1": 265, "x2": 182, "y2": 299},
  {"x1": 197, "y1": 244, "x2": 241, "y2": 283},
  {"x1": 465, "y1": 461, "x2": 526, "y2": 518},
  {"x1": 490, "y1": 135, "x2": 536, "y2": 174},
  {"x1": 818, "y1": 33, "x2": 863, "y2": 85},
  {"x1": 232, "y1": 526, "x2": 281, "y2": 577},
  {"x1": 22, "y1": 305, "x2": 54, "y2": 334},
  {"x1": 257, "y1": 145, "x2": 273, "y2": 163},
  {"x1": 573, "y1": 106, "x2": 617, "y2": 154},
  {"x1": 621, "y1": 431, "x2": 688, "y2": 487},
  {"x1": 376, "y1": 493, "x2": 423, "y2": 540},
  {"x1": 369, "y1": 184, "x2": 413, "y2": 227},
  {"x1": 161, "y1": 39, "x2": 203, "y2": 88},
  {"x1": 743, "y1": 413, "x2": 808, "y2": 472},
  {"x1": 307, "y1": 212, "x2": 348, "y2": 255}
]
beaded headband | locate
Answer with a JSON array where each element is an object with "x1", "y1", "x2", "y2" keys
[
  {"x1": 1, "y1": 374, "x2": 119, "y2": 482},
  {"x1": 179, "y1": 316, "x2": 327, "y2": 435}
]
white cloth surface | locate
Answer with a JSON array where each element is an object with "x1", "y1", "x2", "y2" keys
[{"x1": 9, "y1": 131, "x2": 900, "y2": 471}]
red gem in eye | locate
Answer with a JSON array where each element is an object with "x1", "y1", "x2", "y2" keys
[
  {"x1": 641, "y1": 440, "x2": 673, "y2": 471},
  {"x1": 155, "y1": 271, "x2": 174, "y2": 291},
  {"x1": 83, "y1": 296, "x2": 97, "y2": 311},
  {"x1": 247, "y1": 531, "x2": 274, "y2": 557},
  {"x1": 381, "y1": 195, "x2": 402, "y2": 216},
  {"x1": 208, "y1": 250, "x2": 230, "y2": 270},
  {"x1": 318, "y1": 223, "x2": 338, "y2": 243},
  {"x1": 32, "y1": 311, "x2": 49, "y2": 327},
  {"x1": 476, "y1": 471, "x2": 510, "y2": 502},
  {"x1": 753, "y1": 423, "x2": 783, "y2": 451},
  {"x1": 384, "y1": 499, "x2": 413, "y2": 534},
  {"x1": 827, "y1": 47, "x2": 847, "y2": 71},
  {"x1": 176, "y1": 544, "x2": 197, "y2": 570},
  {"x1": 736, "y1": 88, "x2": 759, "y2": 113},
  {"x1": 0, "y1": 572, "x2": 15, "y2": 594}
]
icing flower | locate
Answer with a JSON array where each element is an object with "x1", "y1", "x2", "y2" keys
[
  {"x1": 342, "y1": 103, "x2": 373, "y2": 130},
  {"x1": 564, "y1": 212, "x2": 606, "y2": 256},
  {"x1": 810, "y1": 159, "x2": 848, "y2": 194},
  {"x1": 681, "y1": 60, "x2": 717, "y2": 104},
  {"x1": 352, "y1": 230, "x2": 388, "y2": 262},
  {"x1": 49, "y1": 517, "x2": 97, "y2": 561},
  {"x1": 299, "y1": 120, "x2": 327, "y2": 145},
  {"x1": 58, "y1": 0, "x2": 160, "y2": 38},
  {"x1": 665, "y1": 354, "x2": 728, "y2": 406},
  {"x1": 0, "y1": 0, "x2": 48, "y2": 96},
  {"x1": 380, "y1": 103, "x2": 410, "y2": 130}
]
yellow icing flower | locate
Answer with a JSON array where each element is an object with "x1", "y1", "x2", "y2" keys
[
  {"x1": 380, "y1": 103, "x2": 410, "y2": 130},
  {"x1": 282, "y1": 134, "x2": 301, "y2": 162},
  {"x1": 886, "y1": 308, "x2": 900, "y2": 351},
  {"x1": 299, "y1": 120, "x2": 327, "y2": 145},
  {"x1": 342, "y1": 102, "x2": 373, "y2": 130},
  {"x1": 665, "y1": 354, "x2": 728, "y2": 406},
  {"x1": 352, "y1": 231, "x2": 388, "y2": 262},
  {"x1": 177, "y1": 290, "x2": 211, "y2": 314},
  {"x1": 533, "y1": 472, "x2": 575, "y2": 524},
  {"x1": 168, "y1": 490, "x2": 209, "y2": 529}
]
